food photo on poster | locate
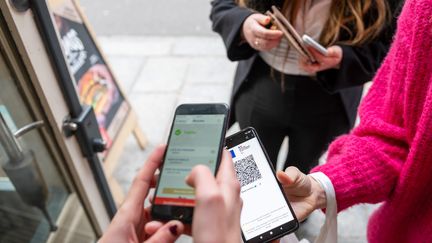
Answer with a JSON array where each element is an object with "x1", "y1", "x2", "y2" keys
[{"x1": 50, "y1": 0, "x2": 129, "y2": 154}]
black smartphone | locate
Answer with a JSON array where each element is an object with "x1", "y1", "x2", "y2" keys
[
  {"x1": 151, "y1": 103, "x2": 230, "y2": 223},
  {"x1": 225, "y1": 127, "x2": 299, "y2": 243}
]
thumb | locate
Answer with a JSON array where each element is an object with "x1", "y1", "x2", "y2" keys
[
  {"x1": 145, "y1": 220, "x2": 184, "y2": 243},
  {"x1": 327, "y1": 45, "x2": 342, "y2": 58},
  {"x1": 276, "y1": 166, "x2": 308, "y2": 187},
  {"x1": 253, "y1": 14, "x2": 271, "y2": 26},
  {"x1": 276, "y1": 166, "x2": 302, "y2": 186},
  {"x1": 277, "y1": 167, "x2": 312, "y2": 197}
]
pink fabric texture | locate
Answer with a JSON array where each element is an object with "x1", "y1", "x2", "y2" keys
[{"x1": 312, "y1": 0, "x2": 432, "y2": 242}]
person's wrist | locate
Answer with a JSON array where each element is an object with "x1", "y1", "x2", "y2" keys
[{"x1": 309, "y1": 175, "x2": 327, "y2": 209}]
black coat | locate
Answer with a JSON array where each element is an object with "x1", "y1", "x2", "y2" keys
[{"x1": 210, "y1": 0, "x2": 403, "y2": 127}]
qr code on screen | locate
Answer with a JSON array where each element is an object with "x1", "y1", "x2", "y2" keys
[{"x1": 234, "y1": 155, "x2": 262, "y2": 187}]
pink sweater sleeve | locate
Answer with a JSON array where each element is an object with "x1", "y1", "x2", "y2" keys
[{"x1": 312, "y1": 56, "x2": 409, "y2": 211}]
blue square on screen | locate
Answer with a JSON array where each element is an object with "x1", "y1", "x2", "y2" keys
[{"x1": 229, "y1": 150, "x2": 236, "y2": 158}]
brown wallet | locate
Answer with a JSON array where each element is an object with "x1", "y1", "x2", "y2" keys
[{"x1": 266, "y1": 6, "x2": 317, "y2": 63}]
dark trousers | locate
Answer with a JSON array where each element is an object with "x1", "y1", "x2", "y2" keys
[{"x1": 234, "y1": 58, "x2": 350, "y2": 173}]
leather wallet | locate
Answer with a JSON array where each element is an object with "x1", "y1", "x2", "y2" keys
[{"x1": 266, "y1": 6, "x2": 317, "y2": 63}]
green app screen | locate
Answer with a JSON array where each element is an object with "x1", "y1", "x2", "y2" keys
[{"x1": 154, "y1": 114, "x2": 225, "y2": 206}]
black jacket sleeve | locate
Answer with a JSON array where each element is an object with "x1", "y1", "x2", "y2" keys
[
  {"x1": 210, "y1": 0, "x2": 256, "y2": 61},
  {"x1": 316, "y1": 0, "x2": 404, "y2": 92}
]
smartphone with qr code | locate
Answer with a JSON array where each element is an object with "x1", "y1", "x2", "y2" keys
[
  {"x1": 151, "y1": 103, "x2": 230, "y2": 223},
  {"x1": 225, "y1": 127, "x2": 298, "y2": 243}
]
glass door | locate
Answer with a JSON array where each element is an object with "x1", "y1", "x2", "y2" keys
[{"x1": 0, "y1": 12, "x2": 96, "y2": 243}]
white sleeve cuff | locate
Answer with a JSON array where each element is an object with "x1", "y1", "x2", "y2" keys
[{"x1": 309, "y1": 172, "x2": 338, "y2": 243}]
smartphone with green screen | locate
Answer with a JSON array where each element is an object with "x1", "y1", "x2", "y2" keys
[{"x1": 151, "y1": 103, "x2": 229, "y2": 223}]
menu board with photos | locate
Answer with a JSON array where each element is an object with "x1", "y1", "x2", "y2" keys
[{"x1": 48, "y1": 0, "x2": 129, "y2": 160}]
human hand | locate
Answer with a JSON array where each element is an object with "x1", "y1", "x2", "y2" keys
[
  {"x1": 300, "y1": 45, "x2": 343, "y2": 73},
  {"x1": 100, "y1": 145, "x2": 184, "y2": 243},
  {"x1": 242, "y1": 13, "x2": 283, "y2": 51},
  {"x1": 276, "y1": 167, "x2": 326, "y2": 221},
  {"x1": 186, "y1": 150, "x2": 242, "y2": 242}
]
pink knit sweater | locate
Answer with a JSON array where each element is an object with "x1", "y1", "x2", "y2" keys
[{"x1": 312, "y1": 0, "x2": 432, "y2": 242}]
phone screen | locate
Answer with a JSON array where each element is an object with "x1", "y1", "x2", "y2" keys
[
  {"x1": 154, "y1": 113, "x2": 226, "y2": 207},
  {"x1": 226, "y1": 128, "x2": 297, "y2": 242}
]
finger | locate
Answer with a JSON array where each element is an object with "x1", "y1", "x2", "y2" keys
[
  {"x1": 185, "y1": 165, "x2": 219, "y2": 198},
  {"x1": 265, "y1": 39, "x2": 282, "y2": 49},
  {"x1": 253, "y1": 26, "x2": 283, "y2": 40},
  {"x1": 276, "y1": 170, "x2": 294, "y2": 186},
  {"x1": 299, "y1": 57, "x2": 321, "y2": 73},
  {"x1": 277, "y1": 167, "x2": 311, "y2": 196},
  {"x1": 304, "y1": 65, "x2": 321, "y2": 73},
  {"x1": 218, "y1": 150, "x2": 241, "y2": 198},
  {"x1": 258, "y1": 39, "x2": 282, "y2": 51},
  {"x1": 216, "y1": 150, "x2": 236, "y2": 182},
  {"x1": 307, "y1": 46, "x2": 326, "y2": 62},
  {"x1": 276, "y1": 167, "x2": 305, "y2": 187},
  {"x1": 125, "y1": 144, "x2": 166, "y2": 207},
  {"x1": 326, "y1": 45, "x2": 342, "y2": 57},
  {"x1": 144, "y1": 221, "x2": 164, "y2": 235},
  {"x1": 185, "y1": 165, "x2": 224, "y2": 210},
  {"x1": 252, "y1": 14, "x2": 271, "y2": 26},
  {"x1": 216, "y1": 150, "x2": 242, "y2": 218},
  {"x1": 299, "y1": 59, "x2": 315, "y2": 73},
  {"x1": 144, "y1": 220, "x2": 184, "y2": 243}
]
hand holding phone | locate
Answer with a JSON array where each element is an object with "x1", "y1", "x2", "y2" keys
[
  {"x1": 225, "y1": 127, "x2": 299, "y2": 243},
  {"x1": 302, "y1": 34, "x2": 328, "y2": 56},
  {"x1": 100, "y1": 145, "x2": 185, "y2": 243},
  {"x1": 276, "y1": 167, "x2": 327, "y2": 221},
  {"x1": 151, "y1": 103, "x2": 230, "y2": 223}
]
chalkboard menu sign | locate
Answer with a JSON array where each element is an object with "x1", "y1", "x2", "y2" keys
[{"x1": 48, "y1": 0, "x2": 129, "y2": 157}]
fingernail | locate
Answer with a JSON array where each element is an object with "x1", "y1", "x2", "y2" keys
[{"x1": 169, "y1": 224, "x2": 178, "y2": 236}]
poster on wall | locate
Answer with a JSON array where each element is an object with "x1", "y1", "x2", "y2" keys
[{"x1": 48, "y1": 0, "x2": 129, "y2": 160}]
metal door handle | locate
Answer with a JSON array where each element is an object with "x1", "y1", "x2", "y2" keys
[
  {"x1": 14, "y1": 120, "x2": 44, "y2": 138},
  {"x1": 0, "y1": 113, "x2": 57, "y2": 232},
  {"x1": 0, "y1": 114, "x2": 44, "y2": 162}
]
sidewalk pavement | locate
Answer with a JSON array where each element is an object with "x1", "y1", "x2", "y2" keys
[{"x1": 99, "y1": 35, "x2": 376, "y2": 243}]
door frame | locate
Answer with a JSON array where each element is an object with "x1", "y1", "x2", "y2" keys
[{"x1": 0, "y1": 0, "x2": 111, "y2": 235}]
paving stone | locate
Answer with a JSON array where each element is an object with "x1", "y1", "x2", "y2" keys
[
  {"x1": 114, "y1": 136, "x2": 155, "y2": 193},
  {"x1": 99, "y1": 36, "x2": 174, "y2": 56},
  {"x1": 128, "y1": 93, "x2": 177, "y2": 144},
  {"x1": 172, "y1": 36, "x2": 227, "y2": 56},
  {"x1": 185, "y1": 57, "x2": 237, "y2": 85},
  {"x1": 105, "y1": 55, "x2": 144, "y2": 93},
  {"x1": 80, "y1": 0, "x2": 214, "y2": 36},
  {"x1": 133, "y1": 57, "x2": 189, "y2": 92},
  {"x1": 177, "y1": 83, "x2": 232, "y2": 105}
]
